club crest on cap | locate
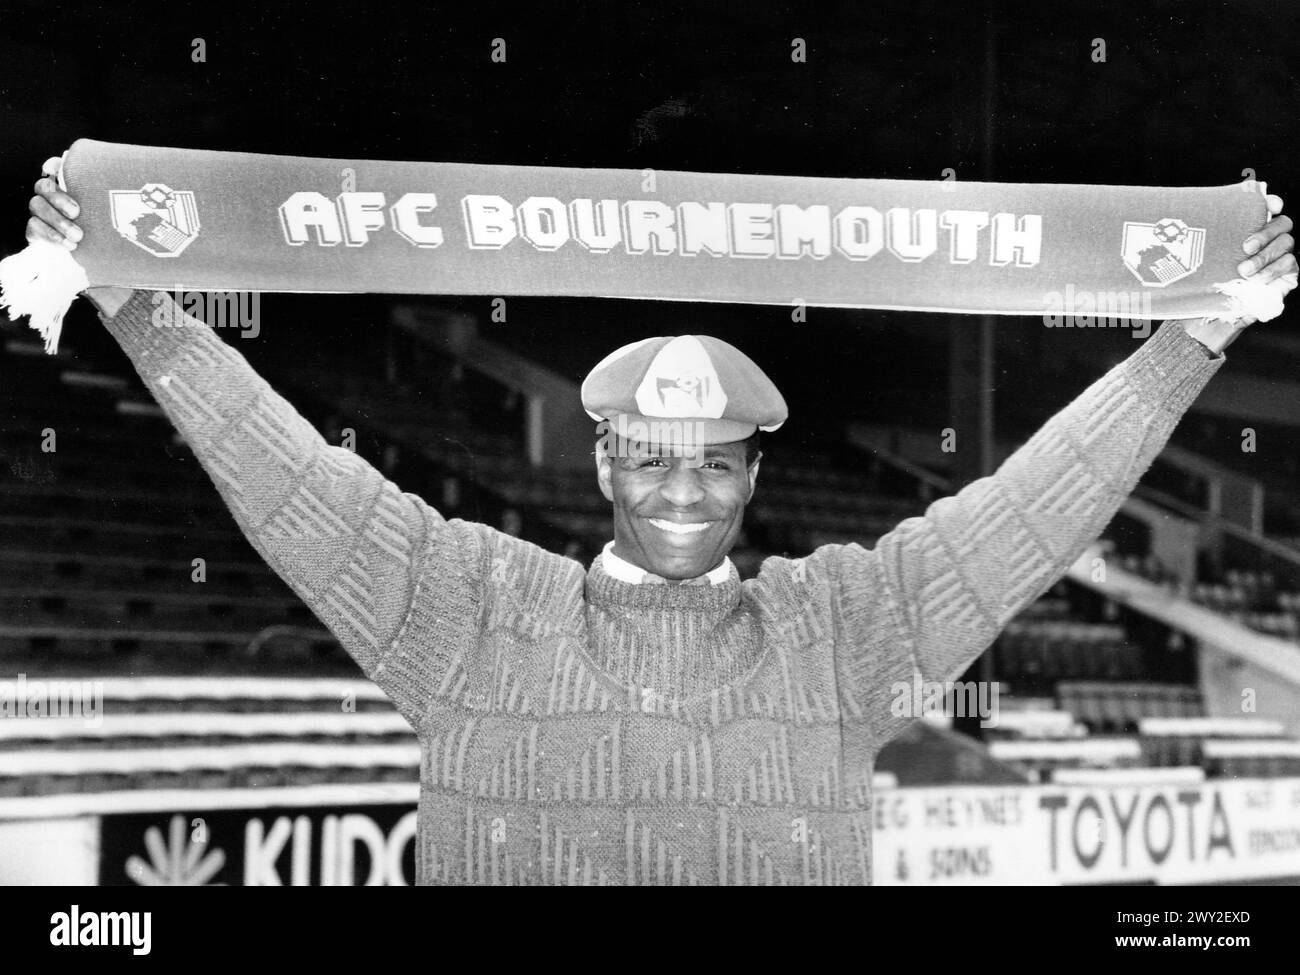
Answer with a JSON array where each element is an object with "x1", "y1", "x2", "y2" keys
[
  {"x1": 634, "y1": 336, "x2": 727, "y2": 419},
  {"x1": 581, "y1": 332, "x2": 789, "y2": 444}
]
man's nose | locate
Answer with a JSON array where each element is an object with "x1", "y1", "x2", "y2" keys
[{"x1": 659, "y1": 462, "x2": 706, "y2": 507}]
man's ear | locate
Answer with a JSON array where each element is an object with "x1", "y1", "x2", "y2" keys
[
  {"x1": 746, "y1": 453, "x2": 762, "y2": 502},
  {"x1": 595, "y1": 447, "x2": 614, "y2": 502}
]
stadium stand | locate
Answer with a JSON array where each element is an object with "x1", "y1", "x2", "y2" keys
[
  {"x1": 0, "y1": 333, "x2": 349, "y2": 676},
  {"x1": 1137, "y1": 716, "x2": 1289, "y2": 768},
  {"x1": 1202, "y1": 739, "x2": 1300, "y2": 778},
  {"x1": 1056, "y1": 681, "x2": 1204, "y2": 735},
  {"x1": 985, "y1": 737, "x2": 1144, "y2": 781}
]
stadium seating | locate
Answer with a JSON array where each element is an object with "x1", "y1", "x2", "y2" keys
[
  {"x1": 1202, "y1": 739, "x2": 1300, "y2": 778},
  {"x1": 1049, "y1": 766, "x2": 1206, "y2": 786},
  {"x1": 88, "y1": 676, "x2": 391, "y2": 712},
  {"x1": 996, "y1": 620, "x2": 1141, "y2": 688},
  {"x1": 985, "y1": 738, "x2": 1143, "y2": 782},
  {"x1": 0, "y1": 332, "x2": 350, "y2": 675},
  {"x1": 0, "y1": 712, "x2": 413, "y2": 749},
  {"x1": 1120, "y1": 554, "x2": 1300, "y2": 645},
  {"x1": 0, "y1": 677, "x2": 408, "y2": 797},
  {"x1": 0, "y1": 744, "x2": 420, "y2": 797},
  {"x1": 1137, "y1": 716, "x2": 1289, "y2": 768},
  {"x1": 982, "y1": 708, "x2": 1082, "y2": 741},
  {"x1": 1056, "y1": 681, "x2": 1204, "y2": 735}
]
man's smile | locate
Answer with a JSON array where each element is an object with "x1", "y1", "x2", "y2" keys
[{"x1": 647, "y1": 518, "x2": 713, "y2": 535}]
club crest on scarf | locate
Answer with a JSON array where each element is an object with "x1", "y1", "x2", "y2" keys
[
  {"x1": 110, "y1": 183, "x2": 201, "y2": 257},
  {"x1": 1121, "y1": 217, "x2": 1206, "y2": 287},
  {"x1": 634, "y1": 336, "x2": 728, "y2": 418}
]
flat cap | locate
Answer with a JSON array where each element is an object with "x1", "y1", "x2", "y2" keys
[{"x1": 581, "y1": 335, "x2": 787, "y2": 445}]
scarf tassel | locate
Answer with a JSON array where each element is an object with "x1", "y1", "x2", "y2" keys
[
  {"x1": 1211, "y1": 275, "x2": 1288, "y2": 324},
  {"x1": 0, "y1": 241, "x2": 90, "y2": 355}
]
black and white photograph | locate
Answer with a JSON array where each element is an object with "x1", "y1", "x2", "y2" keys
[{"x1": 1, "y1": 0, "x2": 1299, "y2": 937}]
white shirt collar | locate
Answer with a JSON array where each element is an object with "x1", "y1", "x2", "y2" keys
[{"x1": 601, "y1": 541, "x2": 733, "y2": 586}]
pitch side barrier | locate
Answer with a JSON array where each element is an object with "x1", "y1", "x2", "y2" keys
[
  {"x1": 2, "y1": 676, "x2": 1295, "y2": 885},
  {"x1": 1, "y1": 775, "x2": 1297, "y2": 885}
]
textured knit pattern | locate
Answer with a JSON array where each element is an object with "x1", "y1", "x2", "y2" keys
[{"x1": 103, "y1": 292, "x2": 1222, "y2": 885}]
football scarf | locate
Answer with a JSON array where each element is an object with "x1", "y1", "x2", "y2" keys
[{"x1": 0, "y1": 138, "x2": 1283, "y2": 353}]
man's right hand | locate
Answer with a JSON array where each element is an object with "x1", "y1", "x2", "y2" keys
[{"x1": 28, "y1": 155, "x2": 133, "y2": 317}]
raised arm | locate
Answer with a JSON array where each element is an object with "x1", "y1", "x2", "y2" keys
[
  {"x1": 26, "y1": 165, "x2": 488, "y2": 732},
  {"x1": 837, "y1": 197, "x2": 1295, "y2": 748},
  {"x1": 837, "y1": 319, "x2": 1223, "y2": 747},
  {"x1": 103, "y1": 290, "x2": 446, "y2": 702}
]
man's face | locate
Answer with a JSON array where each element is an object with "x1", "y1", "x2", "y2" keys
[{"x1": 596, "y1": 438, "x2": 759, "y2": 581}]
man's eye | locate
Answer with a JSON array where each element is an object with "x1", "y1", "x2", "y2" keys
[
  {"x1": 638, "y1": 457, "x2": 668, "y2": 468},
  {"x1": 704, "y1": 461, "x2": 730, "y2": 470}
]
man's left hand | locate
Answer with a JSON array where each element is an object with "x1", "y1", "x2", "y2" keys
[{"x1": 1236, "y1": 189, "x2": 1297, "y2": 325}]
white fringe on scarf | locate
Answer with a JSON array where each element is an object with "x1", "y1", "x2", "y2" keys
[
  {"x1": 0, "y1": 240, "x2": 89, "y2": 355},
  {"x1": 1210, "y1": 275, "x2": 1289, "y2": 324}
]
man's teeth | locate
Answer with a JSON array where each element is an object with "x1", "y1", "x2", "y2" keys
[{"x1": 649, "y1": 519, "x2": 710, "y2": 534}]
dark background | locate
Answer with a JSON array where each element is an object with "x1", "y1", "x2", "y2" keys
[{"x1": 0, "y1": 0, "x2": 1296, "y2": 441}]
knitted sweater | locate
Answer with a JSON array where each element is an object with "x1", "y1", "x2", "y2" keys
[{"x1": 102, "y1": 292, "x2": 1222, "y2": 885}]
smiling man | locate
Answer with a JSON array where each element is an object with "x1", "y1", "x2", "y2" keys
[
  {"x1": 23, "y1": 167, "x2": 1297, "y2": 885},
  {"x1": 585, "y1": 334, "x2": 782, "y2": 584},
  {"x1": 599, "y1": 435, "x2": 755, "y2": 583}
]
